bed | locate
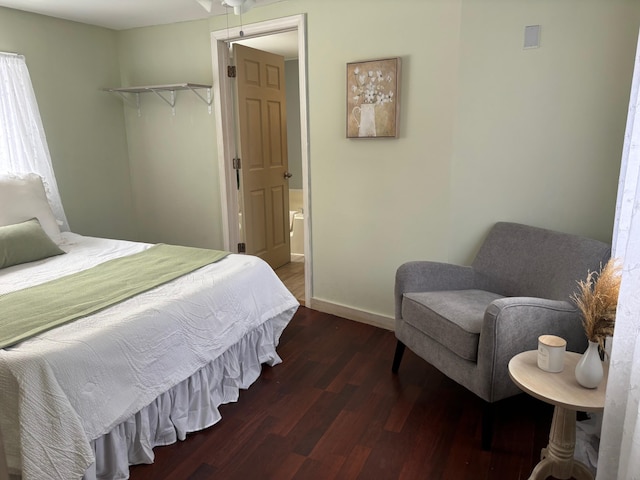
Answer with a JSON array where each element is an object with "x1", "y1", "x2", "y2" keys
[{"x1": 0, "y1": 173, "x2": 299, "y2": 480}]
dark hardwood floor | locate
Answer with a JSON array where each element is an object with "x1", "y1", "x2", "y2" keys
[{"x1": 129, "y1": 306, "x2": 554, "y2": 480}]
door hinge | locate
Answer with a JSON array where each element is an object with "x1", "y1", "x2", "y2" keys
[
  {"x1": 232, "y1": 157, "x2": 241, "y2": 170},
  {"x1": 227, "y1": 65, "x2": 237, "y2": 78},
  {"x1": 237, "y1": 242, "x2": 246, "y2": 253}
]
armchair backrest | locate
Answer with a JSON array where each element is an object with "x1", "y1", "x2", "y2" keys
[{"x1": 471, "y1": 222, "x2": 611, "y2": 300}]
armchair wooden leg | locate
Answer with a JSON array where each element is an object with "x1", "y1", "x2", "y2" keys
[
  {"x1": 391, "y1": 341, "x2": 406, "y2": 373},
  {"x1": 482, "y1": 402, "x2": 493, "y2": 451}
]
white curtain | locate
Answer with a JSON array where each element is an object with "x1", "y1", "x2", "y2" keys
[
  {"x1": 597, "y1": 30, "x2": 640, "y2": 480},
  {"x1": 0, "y1": 52, "x2": 69, "y2": 230}
]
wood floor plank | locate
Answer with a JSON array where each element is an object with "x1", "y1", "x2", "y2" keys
[
  {"x1": 129, "y1": 306, "x2": 552, "y2": 480},
  {"x1": 266, "y1": 387, "x2": 324, "y2": 437},
  {"x1": 292, "y1": 454, "x2": 347, "y2": 480},
  {"x1": 290, "y1": 385, "x2": 359, "y2": 457},
  {"x1": 308, "y1": 392, "x2": 385, "y2": 461},
  {"x1": 383, "y1": 383, "x2": 423, "y2": 433},
  {"x1": 186, "y1": 463, "x2": 217, "y2": 480},
  {"x1": 274, "y1": 260, "x2": 305, "y2": 305},
  {"x1": 268, "y1": 452, "x2": 307, "y2": 479},
  {"x1": 335, "y1": 444, "x2": 371, "y2": 480}
]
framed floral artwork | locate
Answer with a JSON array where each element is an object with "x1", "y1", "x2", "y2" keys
[{"x1": 346, "y1": 57, "x2": 401, "y2": 138}]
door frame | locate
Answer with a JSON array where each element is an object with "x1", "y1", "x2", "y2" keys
[{"x1": 210, "y1": 14, "x2": 311, "y2": 305}]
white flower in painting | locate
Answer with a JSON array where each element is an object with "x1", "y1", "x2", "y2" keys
[{"x1": 351, "y1": 63, "x2": 395, "y2": 105}]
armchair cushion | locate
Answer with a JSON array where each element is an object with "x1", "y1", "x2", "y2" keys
[{"x1": 403, "y1": 290, "x2": 504, "y2": 361}]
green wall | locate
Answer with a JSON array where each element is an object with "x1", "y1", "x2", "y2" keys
[
  {"x1": 2, "y1": 0, "x2": 639, "y2": 322},
  {"x1": 0, "y1": 7, "x2": 135, "y2": 240},
  {"x1": 450, "y1": 0, "x2": 639, "y2": 263},
  {"x1": 285, "y1": 0, "x2": 462, "y2": 318},
  {"x1": 116, "y1": 20, "x2": 222, "y2": 248}
]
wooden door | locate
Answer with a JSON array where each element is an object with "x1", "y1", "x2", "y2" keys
[{"x1": 234, "y1": 44, "x2": 290, "y2": 269}]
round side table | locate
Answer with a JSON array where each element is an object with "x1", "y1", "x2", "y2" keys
[{"x1": 508, "y1": 350, "x2": 608, "y2": 480}]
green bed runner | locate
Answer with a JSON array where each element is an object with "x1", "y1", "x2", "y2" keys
[{"x1": 0, "y1": 244, "x2": 230, "y2": 349}]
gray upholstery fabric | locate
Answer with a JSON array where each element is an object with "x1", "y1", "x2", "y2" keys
[
  {"x1": 395, "y1": 222, "x2": 611, "y2": 403},
  {"x1": 403, "y1": 290, "x2": 504, "y2": 361},
  {"x1": 471, "y1": 222, "x2": 611, "y2": 299}
]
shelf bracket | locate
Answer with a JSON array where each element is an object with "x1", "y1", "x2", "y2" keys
[
  {"x1": 105, "y1": 90, "x2": 141, "y2": 116},
  {"x1": 150, "y1": 88, "x2": 176, "y2": 116},
  {"x1": 187, "y1": 86, "x2": 213, "y2": 114}
]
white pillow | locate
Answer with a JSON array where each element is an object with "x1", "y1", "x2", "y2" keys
[{"x1": 0, "y1": 173, "x2": 62, "y2": 244}]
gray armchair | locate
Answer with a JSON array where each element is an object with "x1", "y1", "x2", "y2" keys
[{"x1": 392, "y1": 222, "x2": 611, "y2": 449}]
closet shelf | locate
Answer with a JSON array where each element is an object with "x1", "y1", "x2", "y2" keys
[{"x1": 103, "y1": 83, "x2": 212, "y2": 116}]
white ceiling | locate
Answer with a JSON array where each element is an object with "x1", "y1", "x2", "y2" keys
[
  {"x1": 0, "y1": 0, "x2": 285, "y2": 30},
  {"x1": 233, "y1": 30, "x2": 299, "y2": 60}
]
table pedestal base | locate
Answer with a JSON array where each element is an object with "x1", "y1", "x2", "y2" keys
[{"x1": 528, "y1": 406, "x2": 594, "y2": 480}]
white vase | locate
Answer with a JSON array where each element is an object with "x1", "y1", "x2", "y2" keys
[
  {"x1": 352, "y1": 103, "x2": 376, "y2": 137},
  {"x1": 575, "y1": 340, "x2": 604, "y2": 388}
]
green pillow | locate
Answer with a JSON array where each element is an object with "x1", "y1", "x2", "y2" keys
[{"x1": 0, "y1": 218, "x2": 65, "y2": 269}]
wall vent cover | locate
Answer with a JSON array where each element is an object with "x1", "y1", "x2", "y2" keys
[{"x1": 524, "y1": 25, "x2": 541, "y2": 49}]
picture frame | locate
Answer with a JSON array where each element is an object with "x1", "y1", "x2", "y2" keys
[{"x1": 346, "y1": 57, "x2": 401, "y2": 139}]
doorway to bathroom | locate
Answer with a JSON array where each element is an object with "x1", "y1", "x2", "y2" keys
[{"x1": 211, "y1": 14, "x2": 310, "y2": 306}]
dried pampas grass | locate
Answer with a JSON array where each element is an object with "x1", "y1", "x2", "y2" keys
[{"x1": 572, "y1": 258, "x2": 622, "y2": 354}]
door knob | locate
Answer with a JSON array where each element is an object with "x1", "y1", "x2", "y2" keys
[{"x1": 284, "y1": 172, "x2": 293, "y2": 179}]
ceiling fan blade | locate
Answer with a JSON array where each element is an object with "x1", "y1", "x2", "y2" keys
[{"x1": 196, "y1": 0, "x2": 213, "y2": 13}]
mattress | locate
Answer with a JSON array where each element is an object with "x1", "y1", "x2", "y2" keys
[{"x1": 0, "y1": 232, "x2": 299, "y2": 480}]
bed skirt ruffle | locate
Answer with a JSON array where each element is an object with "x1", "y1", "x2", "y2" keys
[{"x1": 82, "y1": 318, "x2": 283, "y2": 480}]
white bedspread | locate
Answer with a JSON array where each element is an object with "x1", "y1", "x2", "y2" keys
[{"x1": 0, "y1": 233, "x2": 299, "y2": 480}]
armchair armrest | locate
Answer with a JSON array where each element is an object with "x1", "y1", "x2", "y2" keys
[
  {"x1": 395, "y1": 261, "x2": 476, "y2": 319},
  {"x1": 477, "y1": 297, "x2": 587, "y2": 402}
]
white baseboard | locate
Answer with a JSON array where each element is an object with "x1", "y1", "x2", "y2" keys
[{"x1": 308, "y1": 298, "x2": 394, "y2": 331}]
